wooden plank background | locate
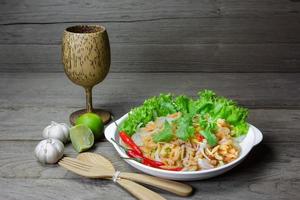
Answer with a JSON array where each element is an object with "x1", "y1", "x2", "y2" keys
[{"x1": 0, "y1": 0, "x2": 299, "y2": 199}]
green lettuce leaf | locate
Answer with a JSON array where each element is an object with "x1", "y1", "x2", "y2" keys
[
  {"x1": 156, "y1": 94, "x2": 177, "y2": 116},
  {"x1": 232, "y1": 123, "x2": 249, "y2": 137},
  {"x1": 119, "y1": 94, "x2": 177, "y2": 136},
  {"x1": 196, "y1": 90, "x2": 249, "y2": 136},
  {"x1": 174, "y1": 95, "x2": 190, "y2": 113},
  {"x1": 119, "y1": 90, "x2": 249, "y2": 138}
]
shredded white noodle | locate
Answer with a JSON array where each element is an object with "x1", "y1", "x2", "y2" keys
[{"x1": 132, "y1": 112, "x2": 240, "y2": 171}]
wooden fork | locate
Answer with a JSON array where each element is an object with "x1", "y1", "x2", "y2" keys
[
  {"x1": 76, "y1": 152, "x2": 193, "y2": 196},
  {"x1": 59, "y1": 157, "x2": 166, "y2": 200}
]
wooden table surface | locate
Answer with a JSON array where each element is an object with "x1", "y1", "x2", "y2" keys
[{"x1": 1, "y1": 1, "x2": 300, "y2": 199}]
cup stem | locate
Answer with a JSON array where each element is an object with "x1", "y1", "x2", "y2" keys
[{"x1": 85, "y1": 87, "x2": 93, "y2": 113}]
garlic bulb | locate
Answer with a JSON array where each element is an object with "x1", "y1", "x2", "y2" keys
[
  {"x1": 43, "y1": 121, "x2": 70, "y2": 143},
  {"x1": 35, "y1": 138, "x2": 64, "y2": 164}
]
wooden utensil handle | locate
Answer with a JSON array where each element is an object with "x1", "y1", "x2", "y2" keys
[
  {"x1": 116, "y1": 178, "x2": 166, "y2": 200},
  {"x1": 120, "y1": 172, "x2": 192, "y2": 197}
]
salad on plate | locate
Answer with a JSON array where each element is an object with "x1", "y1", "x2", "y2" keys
[{"x1": 117, "y1": 90, "x2": 249, "y2": 172}]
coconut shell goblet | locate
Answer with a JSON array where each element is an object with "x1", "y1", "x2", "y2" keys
[{"x1": 62, "y1": 25, "x2": 111, "y2": 125}]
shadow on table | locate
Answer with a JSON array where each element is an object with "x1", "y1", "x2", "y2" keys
[{"x1": 220, "y1": 142, "x2": 274, "y2": 178}]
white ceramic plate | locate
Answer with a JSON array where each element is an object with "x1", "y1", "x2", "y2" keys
[{"x1": 105, "y1": 113, "x2": 263, "y2": 180}]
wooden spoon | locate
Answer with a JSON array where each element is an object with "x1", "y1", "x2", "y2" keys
[{"x1": 77, "y1": 152, "x2": 193, "y2": 196}]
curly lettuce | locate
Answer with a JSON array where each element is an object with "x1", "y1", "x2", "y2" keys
[
  {"x1": 119, "y1": 90, "x2": 249, "y2": 141},
  {"x1": 196, "y1": 90, "x2": 249, "y2": 137},
  {"x1": 119, "y1": 94, "x2": 176, "y2": 135}
]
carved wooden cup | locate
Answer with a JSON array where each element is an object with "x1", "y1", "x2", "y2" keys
[{"x1": 62, "y1": 25, "x2": 111, "y2": 125}]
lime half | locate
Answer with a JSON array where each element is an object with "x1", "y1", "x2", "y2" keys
[
  {"x1": 70, "y1": 124, "x2": 94, "y2": 153},
  {"x1": 75, "y1": 113, "x2": 104, "y2": 141}
]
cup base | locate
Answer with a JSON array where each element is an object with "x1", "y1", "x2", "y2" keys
[{"x1": 69, "y1": 109, "x2": 111, "y2": 125}]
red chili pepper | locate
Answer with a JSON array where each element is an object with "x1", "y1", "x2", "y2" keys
[
  {"x1": 111, "y1": 138, "x2": 141, "y2": 156},
  {"x1": 113, "y1": 136, "x2": 182, "y2": 171},
  {"x1": 124, "y1": 156, "x2": 157, "y2": 167},
  {"x1": 143, "y1": 157, "x2": 164, "y2": 167},
  {"x1": 119, "y1": 131, "x2": 143, "y2": 156},
  {"x1": 126, "y1": 152, "x2": 164, "y2": 167},
  {"x1": 127, "y1": 149, "x2": 143, "y2": 158},
  {"x1": 125, "y1": 154, "x2": 164, "y2": 168},
  {"x1": 112, "y1": 135, "x2": 165, "y2": 169},
  {"x1": 195, "y1": 132, "x2": 204, "y2": 142},
  {"x1": 111, "y1": 138, "x2": 164, "y2": 167}
]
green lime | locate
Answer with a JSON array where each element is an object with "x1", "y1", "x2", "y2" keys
[
  {"x1": 75, "y1": 113, "x2": 104, "y2": 140},
  {"x1": 70, "y1": 124, "x2": 94, "y2": 153}
]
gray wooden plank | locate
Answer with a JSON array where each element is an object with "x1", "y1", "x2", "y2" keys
[
  {"x1": 0, "y1": 178, "x2": 136, "y2": 200},
  {"x1": 1, "y1": 44, "x2": 300, "y2": 72},
  {"x1": 0, "y1": 141, "x2": 299, "y2": 182},
  {"x1": 0, "y1": 73, "x2": 299, "y2": 108},
  {"x1": 1, "y1": 17, "x2": 300, "y2": 45},
  {"x1": 1, "y1": 177, "x2": 298, "y2": 200},
  {"x1": 0, "y1": 104, "x2": 299, "y2": 143},
  {"x1": 4, "y1": 62, "x2": 300, "y2": 73},
  {"x1": 0, "y1": 141, "x2": 137, "y2": 179},
  {"x1": 1, "y1": 0, "x2": 300, "y2": 24}
]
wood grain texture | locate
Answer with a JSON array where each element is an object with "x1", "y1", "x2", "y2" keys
[
  {"x1": 1, "y1": 44, "x2": 300, "y2": 73},
  {"x1": 0, "y1": 104, "x2": 300, "y2": 143},
  {"x1": 0, "y1": 73, "x2": 299, "y2": 108},
  {"x1": 1, "y1": 17, "x2": 300, "y2": 45},
  {"x1": 1, "y1": 3, "x2": 299, "y2": 73},
  {"x1": 0, "y1": 178, "x2": 135, "y2": 200},
  {"x1": 1, "y1": 0, "x2": 300, "y2": 24},
  {"x1": 1, "y1": 177, "x2": 298, "y2": 200},
  {"x1": 62, "y1": 25, "x2": 110, "y2": 87}
]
